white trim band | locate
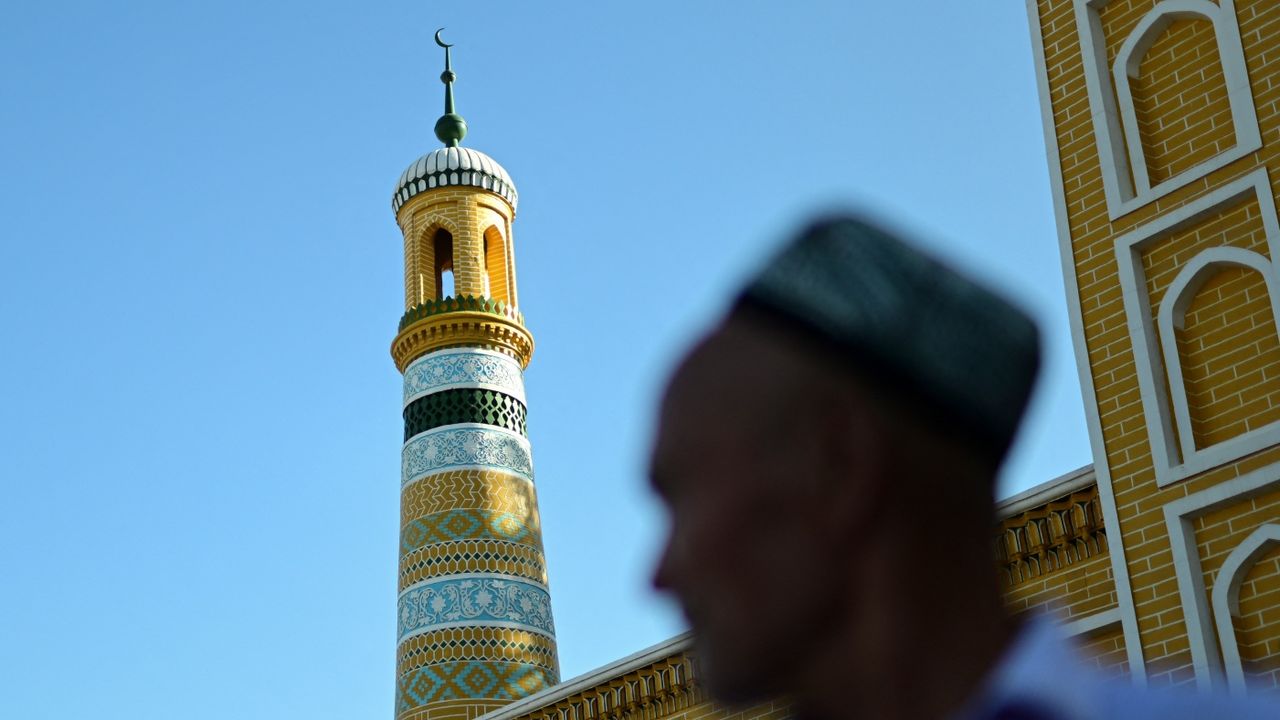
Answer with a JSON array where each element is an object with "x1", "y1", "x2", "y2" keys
[
  {"x1": 402, "y1": 424, "x2": 534, "y2": 487},
  {"x1": 403, "y1": 347, "x2": 527, "y2": 407}
]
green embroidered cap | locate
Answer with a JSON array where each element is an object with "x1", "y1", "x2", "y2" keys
[{"x1": 736, "y1": 216, "x2": 1041, "y2": 459}]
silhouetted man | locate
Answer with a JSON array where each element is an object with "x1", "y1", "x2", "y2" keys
[{"x1": 648, "y1": 217, "x2": 1274, "y2": 720}]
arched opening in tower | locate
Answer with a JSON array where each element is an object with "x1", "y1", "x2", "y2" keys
[
  {"x1": 483, "y1": 225, "x2": 509, "y2": 303},
  {"x1": 434, "y1": 229, "x2": 455, "y2": 300}
]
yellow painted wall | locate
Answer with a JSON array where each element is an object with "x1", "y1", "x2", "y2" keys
[{"x1": 1032, "y1": 0, "x2": 1280, "y2": 690}]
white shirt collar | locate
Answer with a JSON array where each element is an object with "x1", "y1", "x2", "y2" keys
[{"x1": 956, "y1": 618, "x2": 1104, "y2": 720}]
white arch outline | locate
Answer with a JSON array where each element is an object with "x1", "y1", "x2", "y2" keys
[
  {"x1": 1112, "y1": 169, "x2": 1280, "y2": 487},
  {"x1": 1211, "y1": 523, "x2": 1280, "y2": 696},
  {"x1": 1113, "y1": 1, "x2": 1255, "y2": 197},
  {"x1": 1158, "y1": 247, "x2": 1280, "y2": 462},
  {"x1": 1074, "y1": 0, "x2": 1260, "y2": 218}
]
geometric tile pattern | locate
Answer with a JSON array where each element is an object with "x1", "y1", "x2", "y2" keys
[
  {"x1": 403, "y1": 348, "x2": 525, "y2": 406},
  {"x1": 397, "y1": 627, "x2": 559, "y2": 675},
  {"x1": 404, "y1": 388, "x2": 527, "y2": 440},
  {"x1": 400, "y1": 510, "x2": 541, "y2": 553},
  {"x1": 401, "y1": 469, "x2": 539, "y2": 523},
  {"x1": 395, "y1": 661, "x2": 556, "y2": 714},
  {"x1": 402, "y1": 426, "x2": 533, "y2": 486},
  {"x1": 400, "y1": 540, "x2": 548, "y2": 589},
  {"x1": 398, "y1": 574, "x2": 555, "y2": 643}
]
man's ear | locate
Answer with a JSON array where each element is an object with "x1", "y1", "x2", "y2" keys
[{"x1": 817, "y1": 392, "x2": 892, "y2": 545}]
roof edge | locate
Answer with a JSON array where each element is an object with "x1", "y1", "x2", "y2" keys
[
  {"x1": 476, "y1": 632, "x2": 694, "y2": 720},
  {"x1": 996, "y1": 463, "x2": 1096, "y2": 520}
]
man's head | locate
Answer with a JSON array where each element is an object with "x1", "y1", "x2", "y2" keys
[{"x1": 648, "y1": 217, "x2": 1040, "y2": 703}]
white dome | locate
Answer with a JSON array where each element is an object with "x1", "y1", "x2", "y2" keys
[{"x1": 392, "y1": 146, "x2": 518, "y2": 214}]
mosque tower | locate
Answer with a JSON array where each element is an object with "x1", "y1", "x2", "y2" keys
[{"x1": 389, "y1": 31, "x2": 559, "y2": 720}]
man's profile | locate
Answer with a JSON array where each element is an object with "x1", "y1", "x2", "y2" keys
[{"x1": 647, "y1": 216, "x2": 1276, "y2": 720}]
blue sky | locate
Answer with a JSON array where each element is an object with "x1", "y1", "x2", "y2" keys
[{"x1": 0, "y1": 2, "x2": 1089, "y2": 718}]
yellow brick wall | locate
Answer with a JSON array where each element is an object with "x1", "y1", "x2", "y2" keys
[
  {"x1": 996, "y1": 482, "x2": 1125, "y2": 674},
  {"x1": 1079, "y1": 623, "x2": 1131, "y2": 679},
  {"x1": 1178, "y1": 265, "x2": 1280, "y2": 448},
  {"x1": 1236, "y1": 543, "x2": 1280, "y2": 693},
  {"x1": 496, "y1": 649, "x2": 791, "y2": 720},
  {"x1": 1033, "y1": 0, "x2": 1280, "y2": 689},
  {"x1": 1128, "y1": 17, "x2": 1235, "y2": 185},
  {"x1": 659, "y1": 698, "x2": 791, "y2": 720},
  {"x1": 1132, "y1": 195, "x2": 1276, "y2": 452},
  {"x1": 1195, "y1": 488, "x2": 1280, "y2": 693},
  {"x1": 396, "y1": 187, "x2": 515, "y2": 309},
  {"x1": 1004, "y1": 548, "x2": 1128, "y2": 675},
  {"x1": 1003, "y1": 549, "x2": 1117, "y2": 622}
]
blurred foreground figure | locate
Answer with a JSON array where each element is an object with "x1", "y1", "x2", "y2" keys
[{"x1": 648, "y1": 217, "x2": 1276, "y2": 720}]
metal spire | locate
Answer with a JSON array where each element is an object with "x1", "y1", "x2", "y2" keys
[{"x1": 433, "y1": 28, "x2": 468, "y2": 147}]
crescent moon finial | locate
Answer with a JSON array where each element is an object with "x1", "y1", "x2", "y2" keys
[{"x1": 432, "y1": 28, "x2": 466, "y2": 147}]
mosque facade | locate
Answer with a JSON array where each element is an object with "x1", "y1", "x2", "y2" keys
[
  {"x1": 390, "y1": 5, "x2": 1280, "y2": 718},
  {"x1": 1018, "y1": 0, "x2": 1280, "y2": 693}
]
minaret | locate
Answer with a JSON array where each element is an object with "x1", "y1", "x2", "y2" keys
[{"x1": 390, "y1": 30, "x2": 559, "y2": 720}]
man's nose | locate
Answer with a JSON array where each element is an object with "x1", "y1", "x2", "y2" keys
[{"x1": 651, "y1": 535, "x2": 677, "y2": 593}]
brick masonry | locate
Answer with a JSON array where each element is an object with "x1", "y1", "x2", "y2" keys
[
  {"x1": 1033, "y1": 0, "x2": 1280, "y2": 691},
  {"x1": 397, "y1": 187, "x2": 517, "y2": 309}
]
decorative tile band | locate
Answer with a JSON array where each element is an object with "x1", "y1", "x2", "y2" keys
[
  {"x1": 401, "y1": 510, "x2": 541, "y2": 553},
  {"x1": 398, "y1": 574, "x2": 555, "y2": 644},
  {"x1": 402, "y1": 469, "x2": 539, "y2": 524},
  {"x1": 398, "y1": 627, "x2": 559, "y2": 675},
  {"x1": 404, "y1": 348, "x2": 527, "y2": 406},
  {"x1": 396, "y1": 662, "x2": 556, "y2": 714},
  {"x1": 400, "y1": 539, "x2": 548, "y2": 590},
  {"x1": 402, "y1": 425, "x2": 533, "y2": 487},
  {"x1": 404, "y1": 389, "x2": 527, "y2": 440}
]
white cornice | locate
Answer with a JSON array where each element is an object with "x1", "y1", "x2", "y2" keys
[
  {"x1": 996, "y1": 464, "x2": 1096, "y2": 520},
  {"x1": 477, "y1": 633, "x2": 694, "y2": 720}
]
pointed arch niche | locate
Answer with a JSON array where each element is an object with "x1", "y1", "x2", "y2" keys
[
  {"x1": 1116, "y1": 169, "x2": 1280, "y2": 486},
  {"x1": 1212, "y1": 523, "x2": 1280, "y2": 696},
  {"x1": 1161, "y1": 249, "x2": 1280, "y2": 454},
  {"x1": 1074, "y1": 0, "x2": 1259, "y2": 219}
]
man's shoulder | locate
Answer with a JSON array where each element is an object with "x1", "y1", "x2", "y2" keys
[
  {"x1": 980, "y1": 619, "x2": 1280, "y2": 720},
  {"x1": 1095, "y1": 680, "x2": 1277, "y2": 720}
]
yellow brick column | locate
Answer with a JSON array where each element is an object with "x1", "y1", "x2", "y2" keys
[{"x1": 1028, "y1": 0, "x2": 1280, "y2": 692}]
